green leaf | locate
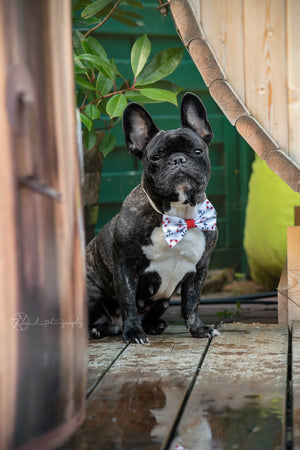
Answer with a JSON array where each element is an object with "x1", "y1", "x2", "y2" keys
[
  {"x1": 141, "y1": 80, "x2": 183, "y2": 95},
  {"x1": 115, "y1": 8, "x2": 143, "y2": 19},
  {"x1": 72, "y1": 16, "x2": 99, "y2": 27},
  {"x1": 77, "y1": 54, "x2": 116, "y2": 79},
  {"x1": 106, "y1": 94, "x2": 127, "y2": 118},
  {"x1": 72, "y1": 0, "x2": 91, "y2": 11},
  {"x1": 112, "y1": 12, "x2": 139, "y2": 27},
  {"x1": 80, "y1": 112, "x2": 93, "y2": 131},
  {"x1": 98, "y1": 132, "x2": 116, "y2": 157},
  {"x1": 73, "y1": 30, "x2": 86, "y2": 55},
  {"x1": 96, "y1": 72, "x2": 114, "y2": 95},
  {"x1": 85, "y1": 104, "x2": 100, "y2": 120},
  {"x1": 138, "y1": 88, "x2": 177, "y2": 105},
  {"x1": 131, "y1": 34, "x2": 151, "y2": 78},
  {"x1": 74, "y1": 55, "x2": 86, "y2": 70},
  {"x1": 124, "y1": 91, "x2": 163, "y2": 104},
  {"x1": 136, "y1": 48, "x2": 184, "y2": 86},
  {"x1": 81, "y1": 0, "x2": 111, "y2": 18},
  {"x1": 75, "y1": 74, "x2": 96, "y2": 91},
  {"x1": 83, "y1": 126, "x2": 97, "y2": 150},
  {"x1": 87, "y1": 36, "x2": 109, "y2": 62}
]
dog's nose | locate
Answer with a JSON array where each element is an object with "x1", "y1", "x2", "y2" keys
[{"x1": 170, "y1": 154, "x2": 187, "y2": 166}]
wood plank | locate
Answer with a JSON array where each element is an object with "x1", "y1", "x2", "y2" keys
[
  {"x1": 0, "y1": 5, "x2": 19, "y2": 448},
  {"x1": 63, "y1": 331, "x2": 210, "y2": 449},
  {"x1": 295, "y1": 206, "x2": 300, "y2": 226},
  {"x1": 287, "y1": 227, "x2": 300, "y2": 326},
  {"x1": 0, "y1": 1, "x2": 87, "y2": 448},
  {"x1": 292, "y1": 321, "x2": 300, "y2": 448},
  {"x1": 287, "y1": 0, "x2": 300, "y2": 167},
  {"x1": 170, "y1": 0, "x2": 204, "y2": 46},
  {"x1": 170, "y1": 323, "x2": 288, "y2": 450},
  {"x1": 188, "y1": 38, "x2": 224, "y2": 87},
  {"x1": 87, "y1": 338, "x2": 127, "y2": 394},
  {"x1": 244, "y1": 0, "x2": 288, "y2": 153},
  {"x1": 236, "y1": 115, "x2": 278, "y2": 160},
  {"x1": 200, "y1": 0, "x2": 245, "y2": 102},
  {"x1": 264, "y1": 149, "x2": 300, "y2": 192},
  {"x1": 278, "y1": 259, "x2": 288, "y2": 325},
  {"x1": 209, "y1": 79, "x2": 249, "y2": 125}
]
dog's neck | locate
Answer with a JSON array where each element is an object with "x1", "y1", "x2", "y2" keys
[
  {"x1": 142, "y1": 185, "x2": 206, "y2": 220},
  {"x1": 167, "y1": 202, "x2": 199, "y2": 220}
]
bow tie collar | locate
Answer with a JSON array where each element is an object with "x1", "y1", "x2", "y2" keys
[{"x1": 162, "y1": 199, "x2": 217, "y2": 248}]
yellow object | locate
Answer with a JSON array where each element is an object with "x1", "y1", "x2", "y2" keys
[{"x1": 244, "y1": 156, "x2": 300, "y2": 289}]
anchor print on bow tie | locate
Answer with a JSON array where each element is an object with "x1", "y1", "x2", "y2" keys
[{"x1": 162, "y1": 200, "x2": 217, "y2": 248}]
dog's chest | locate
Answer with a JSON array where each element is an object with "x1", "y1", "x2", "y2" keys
[{"x1": 142, "y1": 226, "x2": 206, "y2": 300}]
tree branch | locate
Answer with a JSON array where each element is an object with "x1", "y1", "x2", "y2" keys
[{"x1": 84, "y1": 0, "x2": 121, "y2": 38}]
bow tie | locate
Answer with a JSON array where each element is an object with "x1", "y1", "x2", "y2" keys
[{"x1": 162, "y1": 199, "x2": 217, "y2": 248}]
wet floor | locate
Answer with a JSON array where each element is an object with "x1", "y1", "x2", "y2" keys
[{"x1": 62, "y1": 322, "x2": 291, "y2": 450}]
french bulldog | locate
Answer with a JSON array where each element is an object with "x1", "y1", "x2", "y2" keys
[{"x1": 86, "y1": 92, "x2": 219, "y2": 343}]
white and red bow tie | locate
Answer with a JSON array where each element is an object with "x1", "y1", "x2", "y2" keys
[{"x1": 162, "y1": 199, "x2": 217, "y2": 248}]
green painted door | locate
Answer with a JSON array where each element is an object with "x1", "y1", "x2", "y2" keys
[{"x1": 91, "y1": 1, "x2": 254, "y2": 271}]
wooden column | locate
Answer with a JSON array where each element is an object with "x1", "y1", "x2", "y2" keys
[
  {"x1": 287, "y1": 227, "x2": 300, "y2": 327},
  {"x1": 0, "y1": 1, "x2": 87, "y2": 449},
  {"x1": 278, "y1": 208, "x2": 300, "y2": 326}
]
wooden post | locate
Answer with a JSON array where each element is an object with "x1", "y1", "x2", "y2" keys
[
  {"x1": 0, "y1": 1, "x2": 87, "y2": 449},
  {"x1": 278, "y1": 208, "x2": 300, "y2": 326},
  {"x1": 278, "y1": 260, "x2": 288, "y2": 325},
  {"x1": 287, "y1": 227, "x2": 300, "y2": 328}
]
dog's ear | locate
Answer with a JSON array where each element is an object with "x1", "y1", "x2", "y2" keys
[
  {"x1": 181, "y1": 92, "x2": 213, "y2": 145},
  {"x1": 122, "y1": 103, "x2": 159, "y2": 160}
]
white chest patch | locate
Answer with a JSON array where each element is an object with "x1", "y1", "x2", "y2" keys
[{"x1": 142, "y1": 226, "x2": 206, "y2": 300}]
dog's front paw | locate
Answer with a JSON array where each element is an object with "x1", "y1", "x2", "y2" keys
[
  {"x1": 122, "y1": 325, "x2": 149, "y2": 344},
  {"x1": 189, "y1": 325, "x2": 220, "y2": 339}
]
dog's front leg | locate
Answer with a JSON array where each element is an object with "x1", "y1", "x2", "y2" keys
[
  {"x1": 181, "y1": 266, "x2": 219, "y2": 339},
  {"x1": 113, "y1": 264, "x2": 148, "y2": 344}
]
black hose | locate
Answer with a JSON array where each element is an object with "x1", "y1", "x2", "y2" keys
[{"x1": 170, "y1": 291, "x2": 277, "y2": 306}]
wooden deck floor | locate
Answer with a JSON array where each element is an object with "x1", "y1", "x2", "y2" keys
[{"x1": 62, "y1": 304, "x2": 300, "y2": 450}]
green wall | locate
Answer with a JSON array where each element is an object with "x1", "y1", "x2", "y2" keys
[{"x1": 89, "y1": 1, "x2": 254, "y2": 271}]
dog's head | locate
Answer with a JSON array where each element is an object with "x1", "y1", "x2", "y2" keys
[{"x1": 122, "y1": 93, "x2": 213, "y2": 212}]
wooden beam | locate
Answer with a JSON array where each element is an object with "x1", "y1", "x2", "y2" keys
[
  {"x1": 287, "y1": 227, "x2": 300, "y2": 326},
  {"x1": 278, "y1": 259, "x2": 288, "y2": 325},
  {"x1": 292, "y1": 321, "x2": 300, "y2": 448},
  {"x1": 0, "y1": 1, "x2": 87, "y2": 448}
]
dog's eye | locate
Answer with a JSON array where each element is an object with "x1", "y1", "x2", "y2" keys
[
  {"x1": 151, "y1": 154, "x2": 161, "y2": 161},
  {"x1": 194, "y1": 149, "x2": 203, "y2": 155}
]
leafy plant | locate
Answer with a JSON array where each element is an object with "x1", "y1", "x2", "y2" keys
[
  {"x1": 217, "y1": 302, "x2": 243, "y2": 319},
  {"x1": 72, "y1": 0, "x2": 184, "y2": 156}
]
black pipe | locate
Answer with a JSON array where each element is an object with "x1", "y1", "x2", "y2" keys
[{"x1": 170, "y1": 291, "x2": 277, "y2": 306}]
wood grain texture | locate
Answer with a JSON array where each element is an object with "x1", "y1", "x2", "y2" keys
[
  {"x1": 265, "y1": 149, "x2": 300, "y2": 192},
  {"x1": 287, "y1": 0, "x2": 300, "y2": 167},
  {"x1": 0, "y1": 5, "x2": 18, "y2": 449},
  {"x1": 236, "y1": 115, "x2": 278, "y2": 159},
  {"x1": 171, "y1": 0, "x2": 300, "y2": 192},
  {"x1": 278, "y1": 260, "x2": 288, "y2": 325},
  {"x1": 0, "y1": 1, "x2": 87, "y2": 448},
  {"x1": 170, "y1": 0, "x2": 204, "y2": 46},
  {"x1": 209, "y1": 79, "x2": 249, "y2": 125},
  {"x1": 292, "y1": 321, "x2": 300, "y2": 448},
  {"x1": 287, "y1": 227, "x2": 300, "y2": 326},
  {"x1": 87, "y1": 338, "x2": 126, "y2": 392},
  {"x1": 188, "y1": 38, "x2": 225, "y2": 87},
  {"x1": 200, "y1": 0, "x2": 245, "y2": 102},
  {"x1": 243, "y1": 0, "x2": 289, "y2": 154},
  {"x1": 174, "y1": 323, "x2": 288, "y2": 450},
  {"x1": 63, "y1": 331, "x2": 209, "y2": 450}
]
